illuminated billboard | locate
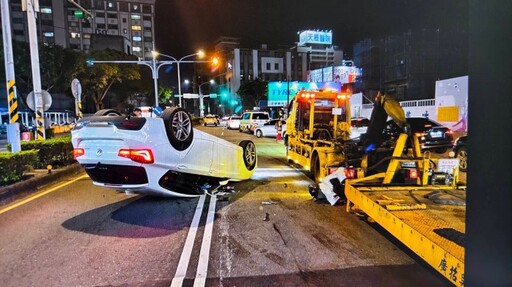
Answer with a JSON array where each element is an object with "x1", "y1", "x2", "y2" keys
[
  {"x1": 267, "y1": 81, "x2": 341, "y2": 107},
  {"x1": 307, "y1": 66, "x2": 362, "y2": 84},
  {"x1": 298, "y1": 30, "x2": 333, "y2": 46}
]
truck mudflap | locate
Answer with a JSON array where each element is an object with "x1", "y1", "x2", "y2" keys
[{"x1": 345, "y1": 177, "x2": 466, "y2": 287}]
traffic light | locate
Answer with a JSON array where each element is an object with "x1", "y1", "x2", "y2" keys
[
  {"x1": 74, "y1": 10, "x2": 84, "y2": 19},
  {"x1": 211, "y1": 57, "x2": 220, "y2": 72}
]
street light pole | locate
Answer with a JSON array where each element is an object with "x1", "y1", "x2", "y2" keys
[
  {"x1": 151, "y1": 54, "x2": 159, "y2": 106},
  {"x1": 89, "y1": 59, "x2": 174, "y2": 108},
  {"x1": 177, "y1": 62, "x2": 182, "y2": 107},
  {"x1": 184, "y1": 79, "x2": 214, "y2": 117},
  {"x1": 155, "y1": 51, "x2": 205, "y2": 108}
]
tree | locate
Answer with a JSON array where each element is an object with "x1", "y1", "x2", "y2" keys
[
  {"x1": 159, "y1": 86, "x2": 174, "y2": 105},
  {"x1": 0, "y1": 41, "x2": 83, "y2": 110},
  {"x1": 74, "y1": 49, "x2": 141, "y2": 111},
  {"x1": 237, "y1": 78, "x2": 268, "y2": 110}
]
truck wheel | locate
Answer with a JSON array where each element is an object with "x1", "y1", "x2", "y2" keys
[
  {"x1": 312, "y1": 155, "x2": 322, "y2": 183},
  {"x1": 162, "y1": 107, "x2": 194, "y2": 151},
  {"x1": 94, "y1": 109, "x2": 121, "y2": 116},
  {"x1": 255, "y1": 129, "x2": 263, "y2": 138},
  {"x1": 455, "y1": 147, "x2": 467, "y2": 172},
  {"x1": 239, "y1": 140, "x2": 256, "y2": 170}
]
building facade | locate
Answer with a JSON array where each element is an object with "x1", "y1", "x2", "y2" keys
[
  {"x1": 5, "y1": 0, "x2": 155, "y2": 59},
  {"x1": 212, "y1": 30, "x2": 343, "y2": 108},
  {"x1": 353, "y1": 28, "x2": 468, "y2": 101}
]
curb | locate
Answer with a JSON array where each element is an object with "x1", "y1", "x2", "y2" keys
[{"x1": 0, "y1": 163, "x2": 84, "y2": 206}]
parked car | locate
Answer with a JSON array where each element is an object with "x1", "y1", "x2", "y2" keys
[
  {"x1": 239, "y1": 111, "x2": 270, "y2": 133},
  {"x1": 383, "y1": 117, "x2": 454, "y2": 153},
  {"x1": 350, "y1": 117, "x2": 369, "y2": 139},
  {"x1": 71, "y1": 108, "x2": 257, "y2": 197},
  {"x1": 203, "y1": 114, "x2": 218, "y2": 126},
  {"x1": 450, "y1": 134, "x2": 467, "y2": 172},
  {"x1": 226, "y1": 115, "x2": 241, "y2": 130},
  {"x1": 219, "y1": 115, "x2": 230, "y2": 127},
  {"x1": 254, "y1": 119, "x2": 286, "y2": 138}
]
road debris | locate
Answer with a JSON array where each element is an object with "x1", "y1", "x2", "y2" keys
[{"x1": 261, "y1": 201, "x2": 279, "y2": 205}]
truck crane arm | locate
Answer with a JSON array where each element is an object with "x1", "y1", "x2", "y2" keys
[{"x1": 363, "y1": 91, "x2": 407, "y2": 150}]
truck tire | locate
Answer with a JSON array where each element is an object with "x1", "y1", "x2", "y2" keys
[
  {"x1": 312, "y1": 154, "x2": 322, "y2": 183},
  {"x1": 94, "y1": 109, "x2": 121, "y2": 116},
  {"x1": 162, "y1": 107, "x2": 193, "y2": 151},
  {"x1": 239, "y1": 140, "x2": 257, "y2": 170}
]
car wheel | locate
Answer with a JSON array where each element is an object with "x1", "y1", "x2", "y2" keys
[
  {"x1": 456, "y1": 147, "x2": 467, "y2": 172},
  {"x1": 239, "y1": 140, "x2": 257, "y2": 171},
  {"x1": 255, "y1": 129, "x2": 263, "y2": 138},
  {"x1": 162, "y1": 107, "x2": 194, "y2": 151},
  {"x1": 94, "y1": 109, "x2": 121, "y2": 116}
]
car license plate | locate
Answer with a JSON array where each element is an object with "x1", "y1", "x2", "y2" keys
[{"x1": 431, "y1": 131, "x2": 442, "y2": 138}]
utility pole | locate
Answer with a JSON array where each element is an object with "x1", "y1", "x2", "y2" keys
[
  {"x1": 23, "y1": 0, "x2": 45, "y2": 140},
  {"x1": 1, "y1": 0, "x2": 21, "y2": 151}
]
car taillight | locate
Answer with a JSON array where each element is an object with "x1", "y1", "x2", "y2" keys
[
  {"x1": 344, "y1": 167, "x2": 357, "y2": 179},
  {"x1": 118, "y1": 148, "x2": 154, "y2": 164},
  {"x1": 445, "y1": 129, "x2": 453, "y2": 135},
  {"x1": 415, "y1": 132, "x2": 424, "y2": 138},
  {"x1": 73, "y1": 148, "x2": 85, "y2": 159}
]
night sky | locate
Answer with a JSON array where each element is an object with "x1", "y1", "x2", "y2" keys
[{"x1": 154, "y1": 0, "x2": 468, "y2": 57}]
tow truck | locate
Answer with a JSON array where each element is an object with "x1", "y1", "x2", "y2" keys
[
  {"x1": 287, "y1": 89, "x2": 466, "y2": 286},
  {"x1": 285, "y1": 88, "x2": 353, "y2": 183}
]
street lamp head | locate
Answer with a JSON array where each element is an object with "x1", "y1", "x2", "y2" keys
[
  {"x1": 197, "y1": 50, "x2": 205, "y2": 58},
  {"x1": 151, "y1": 50, "x2": 159, "y2": 59},
  {"x1": 209, "y1": 79, "x2": 215, "y2": 84},
  {"x1": 184, "y1": 79, "x2": 190, "y2": 85}
]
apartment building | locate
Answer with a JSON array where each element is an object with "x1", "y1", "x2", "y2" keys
[{"x1": 5, "y1": 0, "x2": 155, "y2": 59}]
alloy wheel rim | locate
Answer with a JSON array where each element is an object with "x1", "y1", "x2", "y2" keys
[
  {"x1": 172, "y1": 111, "x2": 191, "y2": 141},
  {"x1": 245, "y1": 142, "x2": 256, "y2": 166}
]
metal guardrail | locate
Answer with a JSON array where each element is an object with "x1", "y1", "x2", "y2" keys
[{"x1": 1, "y1": 111, "x2": 73, "y2": 127}]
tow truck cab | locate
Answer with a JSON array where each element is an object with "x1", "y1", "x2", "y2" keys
[{"x1": 285, "y1": 88, "x2": 353, "y2": 182}]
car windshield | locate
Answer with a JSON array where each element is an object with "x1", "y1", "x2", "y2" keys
[
  {"x1": 254, "y1": 113, "x2": 269, "y2": 120},
  {"x1": 407, "y1": 118, "x2": 440, "y2": 131}
]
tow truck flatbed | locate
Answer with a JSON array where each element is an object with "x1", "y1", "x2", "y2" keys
[{"x1": 345, "y1": 176, "x2": 466, "y2": 286}]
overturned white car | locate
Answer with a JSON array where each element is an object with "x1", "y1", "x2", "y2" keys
[{"x1": 71, "y1": 108, "x2": 257, "y2": 197}]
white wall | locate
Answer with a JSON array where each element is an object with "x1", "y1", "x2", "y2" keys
[{"x1": 356, "y1": 76, "x2": 468, "y2": 132}]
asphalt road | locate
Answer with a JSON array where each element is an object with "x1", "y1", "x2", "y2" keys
[{"x1": 0, "y1": 125, "x2": 450, "y2": 286}]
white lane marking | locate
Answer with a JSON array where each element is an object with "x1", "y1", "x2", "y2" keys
[
  {"x1": 170, "y1": 194, "x2": 206, "y2": 287},
  {"x1": 194, "y1": 195, "x2": 217, "y2": 287},
  {"x1": 0, "y1": 174, "x2": 89, "y2": 215}
]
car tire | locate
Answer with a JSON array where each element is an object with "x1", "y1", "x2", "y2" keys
[
  {"x1": 239, "y1": 140, "x2": 257, "y2": 171},
  {"x1": 162, "y1": 107, "x2": 194, "y2": 151},
  {"x1": 455, "y1": 146, "x2": 467, "y2": 172},
  {"x1": 255, "y1": 129, "x2": 263, "y2": 138},
  {"x1": 94, "y1": 109, "x2": 121, "y2": 116}
]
